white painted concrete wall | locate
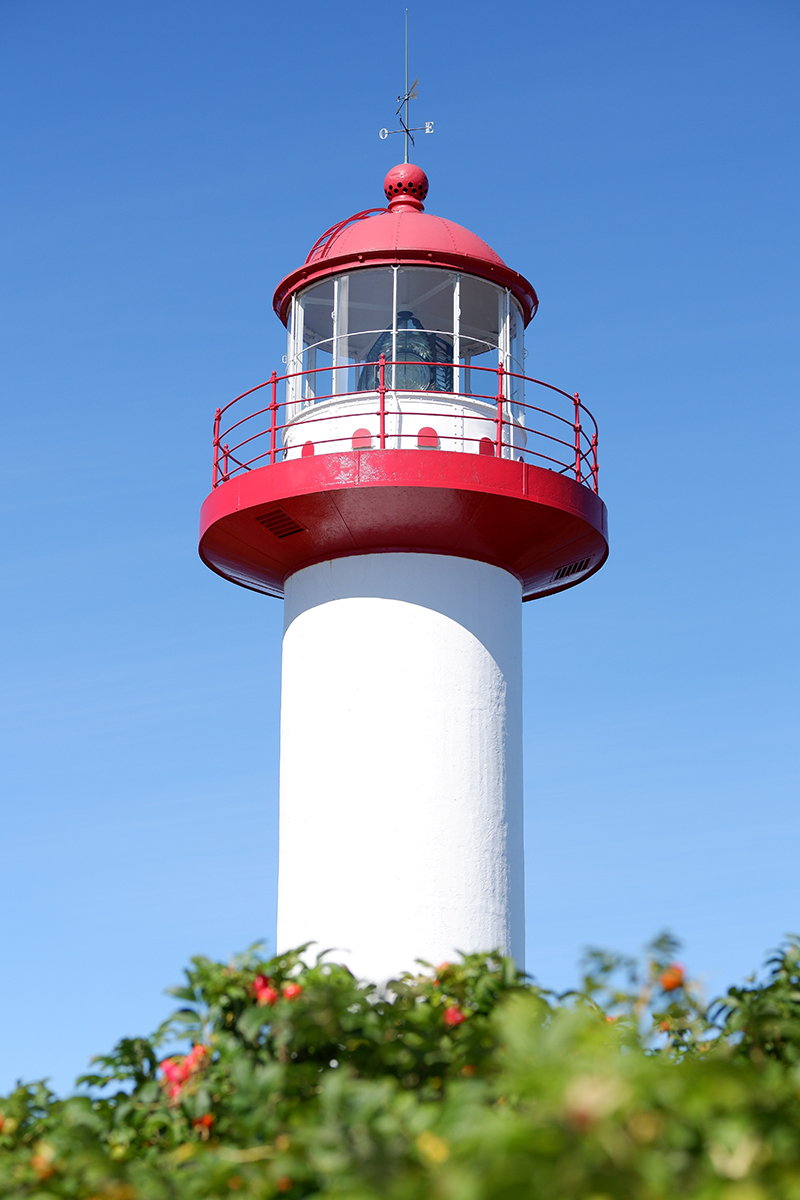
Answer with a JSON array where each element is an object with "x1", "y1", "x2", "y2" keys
[{"x1": 277, "y1": 552, "x2": 524, "y2": 982}]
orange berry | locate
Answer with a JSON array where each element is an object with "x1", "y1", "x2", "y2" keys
[
  {"x1": 31, "y1": 1155, "x2": 55, "y2": 1180},
  {"x1": 659, "y1": 964, "x2": 685, "y2": 992},
  {"x1": 283, "y1": 983, "x2": 303, "y2": 1000}
]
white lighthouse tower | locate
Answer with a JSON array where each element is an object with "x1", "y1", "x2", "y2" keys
[{"x1": 199, "y1": 162, "x2": 608, "y2": 981}]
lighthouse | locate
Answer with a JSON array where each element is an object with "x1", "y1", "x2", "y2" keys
[{"x1": 199, "y1": 163, "x2": 608, "y2": 981}]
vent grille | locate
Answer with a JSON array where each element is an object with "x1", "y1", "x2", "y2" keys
[
  {"x1": 554, "y1": 556, "x2": 591, "y2": 582},
  {"x1": 255, "y1": 506, "x2": 305, "y2": 539}
]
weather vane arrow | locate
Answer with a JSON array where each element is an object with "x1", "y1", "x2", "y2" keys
[{"x1": 378, "y1": 11, "x2": 434, "y2": 163}]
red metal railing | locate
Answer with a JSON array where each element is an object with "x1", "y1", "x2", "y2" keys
[{"x1": 211, "y1": 356, "x2": 599, "y2": 494}]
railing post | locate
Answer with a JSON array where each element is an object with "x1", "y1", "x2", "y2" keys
[
  {"x1": 495, "y1": 361, "x2": 505, "y2": 457},
  {"x1": 591, "y1": 432, "x2": 598, "y2": 494},
  {"x1": 222, "y1": 443, "x2": 229, "y2": 481},
  {"x1": 573, "y1": 392, "x2": 582, "y2": 483},
  {"x1": 269, "y1": 370, "x2": 278, "y2": 464},
  {"x1": 212, "y1": 407, "x2": 221, "y2": 488},
  {"x1": 378, "y1": 353, "x2": 386, "y2": 450}
]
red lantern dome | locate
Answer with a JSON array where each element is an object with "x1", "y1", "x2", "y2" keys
[{"x1": 273, "y1": 167, "x2": 538, "y2": 327}]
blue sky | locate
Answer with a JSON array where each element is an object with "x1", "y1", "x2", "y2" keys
[{"x1": 1, "y1": 0, "x2": 798, "y2": 1094}]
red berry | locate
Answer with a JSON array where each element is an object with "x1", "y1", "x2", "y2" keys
[
  {"x1": 443, "y1": 1006, "x2": 466, "y2": 1027},
  {"x1": 254, "y1": 975, "x2": 280, "y2": 1004},
  {"x1": 193, "y1": 1114, "x2": 214, "y2": 1128},
  {"x1": 283, "y1": 983, "x2": 303, "y2": 1000},
  {"x1": 161, "y1": 1058, "x2": 183, "y2": 1083},
  {"x1": 185, "y1": 1045, "x2": 205, "y2": 1070}
]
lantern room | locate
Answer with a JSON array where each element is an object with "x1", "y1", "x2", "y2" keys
[
  {"x1": 273, "y1": 163, "x2": 538, "y2": 459},
  {"x1": 198, "y1": 163, "x2": 608, "y2": 602},
  {"x1": 282, "y1": 264, "x2": 527, "y2": 458},
  {"x1": 286, "y1": 266, "x2": 524, "y2": 399}
]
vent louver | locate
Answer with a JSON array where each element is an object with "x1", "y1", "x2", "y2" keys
[
  {"x1": 256, "y1": 506, "x2": 305, "y2": 539},
  {"x1": 554, "y1": 557, "x2": 591, "y2": 581}
]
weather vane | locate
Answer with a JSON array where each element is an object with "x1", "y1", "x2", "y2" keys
[{"x1": 378, "y1": 10, "x2": 434, "y2": 163}]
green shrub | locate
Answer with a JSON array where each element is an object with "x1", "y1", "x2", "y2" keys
[{"x1": 2, "y1": 935, "x2": 800, "y2": 1198}]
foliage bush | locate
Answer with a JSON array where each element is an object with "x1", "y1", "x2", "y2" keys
[{"x1": 3, "y1": 934, "x2": 800, "y2": 1198}]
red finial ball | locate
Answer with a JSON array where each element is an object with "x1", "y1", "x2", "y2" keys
[{"x1": 384, "y1": 163, "x2": 429, "y2": 209}]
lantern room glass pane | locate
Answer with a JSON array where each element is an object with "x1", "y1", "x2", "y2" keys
[
  {"x1": 340, "y1": 270, "x2": 392, "y2": 395},
  {"x1": 509, "y1": 297, "x2": 524, "y2": 409},
  {"x1": 381, "y1": 267, "x2": 455, "y2": 388},
  {"x1": 298, "y1": 277, "x2": 334, "y2": 402},
  {"x1": 301, "y1": 278, "x2": 334, "y2": 347},
  {"x1": 459, "y1": 274, "x2": 501, "y2": 397},
  {"x1": 358, "y1": 267, "x2": 456, "y2": 393},
  {"x1": 344, "y1": 270, "x2": 394, "y2": 362},
  {"x1": 394, "y1": 268, "x2": 454, "y2": 392},
  {"x1": 395, "y1": 268, "x2": 455, "y2": 338},
  {"x1": 509, "y1": 298, "x2": 523, "y2": 373}
]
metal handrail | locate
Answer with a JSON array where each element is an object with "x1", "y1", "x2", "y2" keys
[{"x1": 211, "y1": 356, "x2": 600, "y2": 494}]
